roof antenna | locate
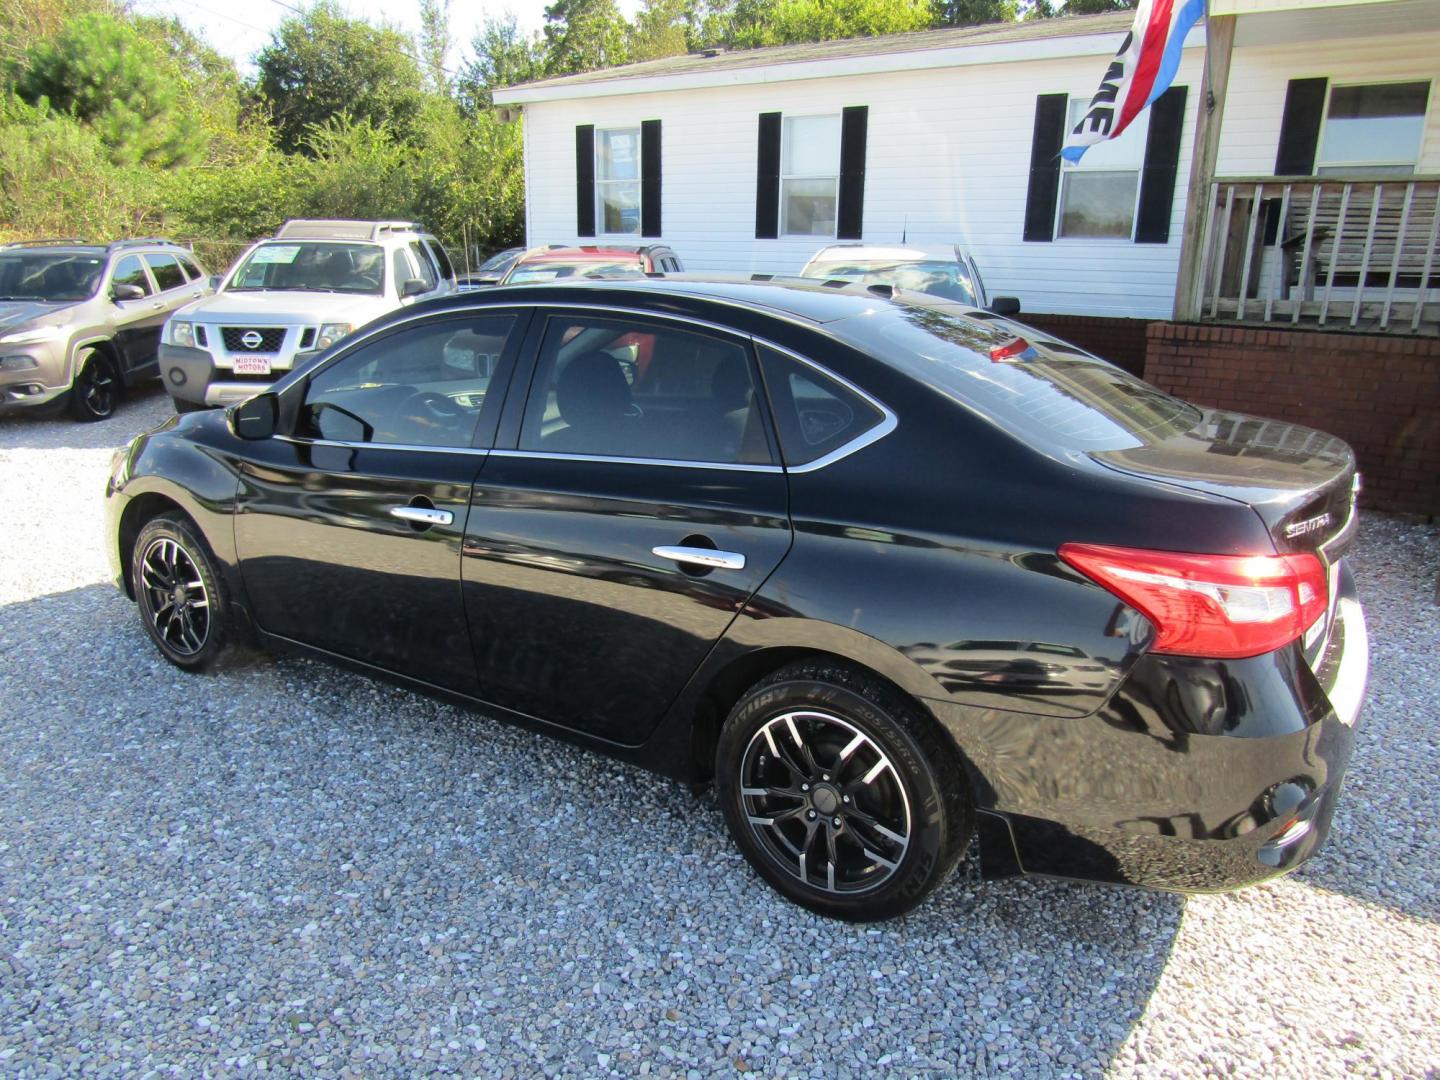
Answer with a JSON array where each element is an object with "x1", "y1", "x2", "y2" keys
[{"x1": 901, "y1": 216, "x2": 908, "y2": 245}]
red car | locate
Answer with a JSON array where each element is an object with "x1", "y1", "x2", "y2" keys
[{"x1": 500, "y1": 244, "x2": 683, "y2": 284}]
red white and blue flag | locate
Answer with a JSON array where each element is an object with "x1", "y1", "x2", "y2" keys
[{"x1": 1062, "y1": 0, "x2": 1206, "y2": 163}]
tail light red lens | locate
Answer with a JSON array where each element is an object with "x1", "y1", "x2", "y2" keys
[{"x1": 1058, "y1": 543, "x2": 1329, "y2": 659}]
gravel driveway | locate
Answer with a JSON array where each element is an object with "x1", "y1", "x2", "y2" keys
[{"x1": 1, "y1": 388, "x2": 1437, "y2": 1079}]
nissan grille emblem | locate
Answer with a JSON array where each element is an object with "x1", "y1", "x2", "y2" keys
[
  {"x1": 1285, "y1": 513, "x2": 1332, "y2": 540},
  {"x1": 240, "y1": 330, "x2": 264, "y2": 350}
]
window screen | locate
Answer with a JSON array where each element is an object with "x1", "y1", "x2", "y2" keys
[
  {"x1": 520, "y1": 317, "x2": 771, "y2": 465},
  {"x1": 758, "y1": 346, "x2": 885, "y2": 466},
  {"x1": 301, "y1": 316, "x2": 514, "y2": 447}
]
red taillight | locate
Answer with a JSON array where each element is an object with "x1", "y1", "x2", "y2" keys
[{"x1": 1058, "y1": 543, "x2": 1328, "y2": 659}]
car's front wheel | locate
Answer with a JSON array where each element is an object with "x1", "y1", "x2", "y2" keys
[
  {"x1": 131, "y1": 513, "x2": 232, "y2": 671},
  {"x1": 716, "y1": 661, "x2": 972, "y2": 921},
  {"x1": 69, "y1": 347, "x2": 120, "y2": 421}
]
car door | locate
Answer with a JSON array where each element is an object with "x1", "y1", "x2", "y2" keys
[
  {"x1": 140, "y1": 253, "x2": 206, "y2": 372},
  {"x1": 460, "y1": 309, "x2": 793, "y2": 744},
  {"x1": 232, "y1": 309, "x2": 528, "y2": 693},
  {"x1": 107, "y1": 254, "x2": 164, "y2": 373}
]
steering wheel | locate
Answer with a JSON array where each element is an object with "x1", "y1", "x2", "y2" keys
[{"x1": 400, "y1": 390, "x2": 465, "y2": 423}]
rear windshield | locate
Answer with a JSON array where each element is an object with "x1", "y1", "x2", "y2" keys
[
  {"x1": 853, "y1": 305, "x2": 1199, "y2": 450},
  {"x1": 507, "y1": 259, "x2": 639, "y2": 283},
  {"x1": 805, "y1": 259, "x2": 979, "y2": 306}
]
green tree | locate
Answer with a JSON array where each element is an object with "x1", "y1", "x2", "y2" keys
[
  {"x1": 543, "y1": 0, "x2": 629, "y2": 76},
  {"x1": 13, "y1": 12, "x2": 206, "y2": 167},
  {"x1": 727, "y1": 0, "x2": 934, "y2": 48},
  {"x1": 628, "y1": 0, "x2": 701, "y2": 62},
  {"x1": 418, "y1": 0, "x2": 452, "y2": 95},
  {"x1": 456, "y1": 15, "x2": 547, "y2": 111},
  {"x1": 256, "y1": 2, "x2": 427, "y2": 154},
  {"x1": 933, "y1": 0, "x2": 1017, "y2": 26}
]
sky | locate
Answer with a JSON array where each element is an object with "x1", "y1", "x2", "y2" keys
[{"x1": 129, "y1": 0, "x2": 644, "y2": 75}]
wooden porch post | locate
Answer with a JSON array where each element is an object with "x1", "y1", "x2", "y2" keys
[{"x1": 1173, "y1": 14, "x2": 1236, "y2": 322}]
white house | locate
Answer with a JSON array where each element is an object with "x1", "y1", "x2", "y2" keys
[{"x1": 493, "y1": 0, "x2": 1440, "y2": 329}]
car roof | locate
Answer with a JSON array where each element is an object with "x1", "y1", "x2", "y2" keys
[
  {"x1": 519, "y1": 246, "x2": 650, "y2": 263},
  {"x1": 808, "y1": 243, "x2": 963, "y2": 263},
  {"x1": 429, "y1": 273, "x2": 994, "y2": 327}
]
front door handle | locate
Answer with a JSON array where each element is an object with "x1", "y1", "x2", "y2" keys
[
  {"x1": 390, "y1": 505, "x2": 454, "y2": 527},
  {"x1": 652, "y1": 545, "x2": 746, "y2": 571},
  {"x1": 150, "y1": 301, "x2": 164, "y2": 310}
]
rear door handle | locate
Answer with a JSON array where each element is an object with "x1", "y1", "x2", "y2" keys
[
  {"x1": 652, "y1": 545, "x2": 746, "y2": 571},
  {"x1": 390, "y1": 506, "x2": 454, "y2": 527}
]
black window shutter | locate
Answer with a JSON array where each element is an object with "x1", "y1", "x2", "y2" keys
[
  {"x1": 641, "y1": 119, "x2": 662, "y2": 238},
  {"x1": 1275, "y1": 78, "x2": 1328, "y2": 175},
  {"x1": 1024, "y1": 94, "x2": 1067, "y2": 242},
  {"x1": 1134, "y1": 85, "x2": 1187, "y2": 244},
  {"x1": 575, "y1": 124, "x2": 596, "y2": 237},
  {"x1": 756, "y1": 112, "x2": 781, "y2": 240},
  {"x1": 837, "y1": 106, "x2": 868, "y2": 241}
]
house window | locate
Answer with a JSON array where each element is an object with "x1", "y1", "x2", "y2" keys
[
  {"x1": 1317, "y1": 81, "x2": 1430, "y2": 175},
  {"x1": 1057, "y1": 97, "x2": 1148, "y2": 239},
  {"x1": 781, "y1": 115, "x2": 841, "y2": 237},
  {"x1": 596, "y1": 127, "x2": 642, "y2": 236}
]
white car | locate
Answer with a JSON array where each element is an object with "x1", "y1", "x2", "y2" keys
[
  {"x1": 159, "y1": 220, "x2": 458, "y2": 411},
  {"x1": 799, "y1": 243, "x2": 1019, "y2": 315}
]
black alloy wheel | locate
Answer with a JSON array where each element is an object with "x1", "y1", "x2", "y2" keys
[
  {"x1": 717, "y1": 662, "x2": 972, "y2": 921},
  {"x1": 69, "y1": 348, "x2": 119, "y2": 421},
  {"x1": 131, "y1": 514, "x2": 231, "y2": 670}
]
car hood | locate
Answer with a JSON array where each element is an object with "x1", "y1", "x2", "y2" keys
[
  {"x1": 179, "y1": 291, "x2": 390, "y2": 326},
  {"x1": 0, "y1": 300, "x2": 72, "y2": 332}
]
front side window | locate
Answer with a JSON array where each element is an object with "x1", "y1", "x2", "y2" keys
[
  {"x1": 596, "y1": 127, "x2": 642, "y2": 236},
  {"x1": 519, "y1": 316, "x2": 770, "y2": 465},
  {"x1": 408, "y1": 242, "x2": 439, "y2": 290},
  {"x1": 145, "y1": 253, "x2": 186, "y2": 292},
  {"x1": 782, "y1": 115, "x2": 841, "y2": 237},
  {"x1": 300, "y1": 316, "x2": 515, "y2": 447},
  {"x1": 425, "y1": 238, "x2": 455, "y2": 281},
  {"x1": 229, "y1": 242, "x2": 385, "y2": 295},
  {"x1": 112, "y1": 255, "x2": 153, "y2": 297},
  {"x1": 1058, "y1": 97, "x2": 1148, "y2": 239},
  {"x1": 1318, "y1": 81, "x2": 1430, "y2": 175},
  {"x1": 0, "y1": 253, "x2": 105, "y2": 302}
]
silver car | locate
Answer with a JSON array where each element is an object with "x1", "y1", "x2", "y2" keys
[
  {"x1": 799, "y1": 242, "x2": 1019, "y2": 315},
  {"x1": 0, "y1": 239, "x2": 212, "y2": 421}
]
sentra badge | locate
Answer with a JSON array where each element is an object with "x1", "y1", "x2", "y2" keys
[{"x1": 1285, "y1": 513, "x2": 1332, "y2": 539}]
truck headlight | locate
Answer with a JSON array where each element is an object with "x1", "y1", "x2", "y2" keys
[
  {"x1": 316, "y1": 323, "x2": 352, "y2": 351},
  {"x1": 0, "y1": 325, "x2": 63, "y2": 346},
  {"x1": 169, "y1": 321, "x2": 194, "y2": 347}
]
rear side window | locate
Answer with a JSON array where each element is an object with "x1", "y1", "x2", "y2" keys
[
  {"x1": 178, "y1": 255, "x2": 205, "y2": 280},
  {"x1": 758, "y1": 346, "x2": 886, "y2": 467},
  {"x1": 145, "y1": 253, "x2": 186, "y2": 291},
  {"x1": 425, "y1": 238, "x2": 455, "y2": 282},
  {"x1": 111, "y1": 255, "x2": 152, "y2": 296}
]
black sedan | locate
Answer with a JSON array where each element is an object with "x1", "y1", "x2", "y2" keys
[{"x1": 105, "y1": 278, "x2": 1369, "y2": 921}]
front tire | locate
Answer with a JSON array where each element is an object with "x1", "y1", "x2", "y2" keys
[
  {"x1": 69, "y1": 347, "x2": 120, "y2": 421},
  {"x1": 131, "y1": 513, "x2": 232, "y2": 671},
  {"x1": 716, "y1": 661, "x2": 972, "y2": 921}
]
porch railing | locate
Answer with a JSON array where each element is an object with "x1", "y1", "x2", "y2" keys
[{"x1": 1191, "y1": 175, "x2": 1440, "y2": 335}]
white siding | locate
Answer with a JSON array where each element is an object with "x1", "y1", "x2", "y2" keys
[
  {"x1": 521, "y1": 53, "x2": 1203, "y2": 320},
  {"x1": 1216, "y1": 29, "x2": 1440, "y2": 176}
]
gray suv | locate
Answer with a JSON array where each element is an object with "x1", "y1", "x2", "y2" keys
[{"x1": 0, "y1": 239, "x2": 213, "y2": 421}]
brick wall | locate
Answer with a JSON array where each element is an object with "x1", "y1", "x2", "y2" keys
[
  {"x1": 1021, "y1": 314, "x2": 1151, "y2": 376},
  {"x1": 1145, "y1": 323, "x2": 1440, "y2": 518}
]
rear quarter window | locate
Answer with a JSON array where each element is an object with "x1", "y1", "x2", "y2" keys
[{"x1": 758, "y1": 346, "x2": 887, "y2": 467}]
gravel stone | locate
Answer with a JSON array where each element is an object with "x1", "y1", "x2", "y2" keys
[{"x1": 0, "y1": 386, "x2": 1437, "y2": 1077}]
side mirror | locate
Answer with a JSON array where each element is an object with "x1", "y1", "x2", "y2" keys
[
  {"x1": 111, "y1": 283, "x2": 146, "y2": 303},
  {"x1": 400, "y1": 278, "x2": 428, "y2": 298},
  {"x1": 229, "y1": 392, "x2": 278, "y2": 440},
  {"x1": 988, "y1": 296, "x2": 1022, "y2": 317},
  {"x1": 208, "y1": 275, "x2": 223, "y2": 291}
]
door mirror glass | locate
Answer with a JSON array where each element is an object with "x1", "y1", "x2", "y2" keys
[
  {"x1": 209, "y1": 275, "x2": 223, "y2": 291},
  {"x1": 229, "y1": 392, "x2": 278, "y2": 440},
  {"x1": 400, "y1": 277, "x2": 428, "y2": 298},
  {"x1": 989, "y1": 296, "x2": 1022, "y2": 317},
  {"x1": 111, "y1": 282, "x2": 146, "y2": 302}
]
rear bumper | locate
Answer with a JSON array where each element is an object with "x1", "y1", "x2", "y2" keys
[{"x1": 941, "y1": 562, "x2": 1368, "y2": 893}]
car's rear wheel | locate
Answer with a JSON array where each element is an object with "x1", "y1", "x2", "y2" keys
[
  {"x1": 132, "y1": 514, "x2": 231, "y2": 671},
  {"x1": 69, "y1": 347, "x2": 120, "y2": 421},
  {"x1": 716, "y1": 661, "x2": 972, "y2": 921}
]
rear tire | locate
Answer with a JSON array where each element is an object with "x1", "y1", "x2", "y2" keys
[
  {"x1": 68, "y1": 347, "x2": 120, "y2": 421},
  {"x1": 716, "y1": 661, "x2": 972, "y2": 921},
  {"x1": 131, "y1": 513, "x2": 233, "y2": 672}
]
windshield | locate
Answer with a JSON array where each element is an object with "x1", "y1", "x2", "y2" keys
[
  {"x1": 852, "y1": 304, "x2": 1200, "y2": 451},
  {"x1": 806, "y1": 259, "x2": 979, "y2": 306},
  {"x1": 507, "y1": 259, "x2": 639, "y2": 283},
  {"x1": 478, "y1": 248, "x2": 520, "y2": 273},
  {"x1": 228, "y1": 242, "x2": 385, "y2": 294},
  {"x1": 0, "y1": 252, "x2": 105, "y2": 302}
]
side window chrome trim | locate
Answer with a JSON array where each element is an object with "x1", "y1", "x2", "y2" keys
[
  {"x1": 274, "y1": 434, "x2": 491, "y2": 456},
  {"x1": 490, "y1": 448, "x2": 782, "y2": 474},
  {"x1": 757, "y1": 340, "x2": 898, "y2": 474}
]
